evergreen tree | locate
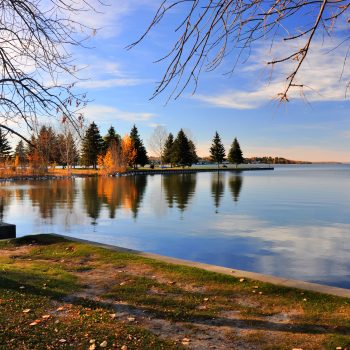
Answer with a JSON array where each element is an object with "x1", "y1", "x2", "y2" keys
[
  {"x1": 130, "y1": 124, "x2": 148, "y2": 167},
  {"x1": 171, "y1": 129, "x2": 193, "y2": 167},
  {"x1": 0, "y1": 129, "x2": 11, "y2": 161},
  {"x1": 80, "y1": 122, "x2": 103, "y2": 169},
  {"x1": 188, "y1": 140, "x2": 199, "y2": 165},
  {"x1": 210, "y1": 131, "x2": 226, "y2": 168},
  {"x1": 14, "y1": 140, "x2": 26, "y2": 166},
  {"x1": 163, "y1": 133, "x2": 174, "y2": 165},
  {"x1": 228, "y1": 137, "x2": 244, "y2": 167},
  {"x1": 103, "y1": 126, "x2": 120, "y2": 154}
]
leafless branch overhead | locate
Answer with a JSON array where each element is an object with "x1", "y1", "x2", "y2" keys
[{"x1": 129, "y1": 0, "x2": 349, "y2": 102}]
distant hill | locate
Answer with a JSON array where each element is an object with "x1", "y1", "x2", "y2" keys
[{"x1": 244, "y1": 156, "x2": 312, "y2": 164}]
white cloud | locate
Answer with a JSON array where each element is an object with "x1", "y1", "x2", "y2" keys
[
  {"x1": 78, "y1": 78, "x2": 144, "y2": 89},
  {"x1": 82, "y1": 104, "x2": 157, "y2": 123},
  {"x1": 194, "y1": 36, "x2": 350, "y2": 109},
  {"x1": 148, "y1": 122, "x2": 167, "y2": 128},
  {"x1": 72, "y1": 0, "x2": 158, "y2": 39},
  {"x1": 72, "y1": 57, "x2": 151, "y2": 89}
]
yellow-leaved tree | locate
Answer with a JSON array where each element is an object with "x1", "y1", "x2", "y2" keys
[{"x1": 122, "y1": 135, "x2": 137, "y2": 169}]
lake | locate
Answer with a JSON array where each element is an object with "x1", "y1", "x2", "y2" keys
[{"x1": 1, "y1": 164, "x2": 350, "y2": 288}]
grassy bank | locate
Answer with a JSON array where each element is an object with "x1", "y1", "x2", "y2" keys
[
  {"x1": 0, "y1": 234, "x2": 349, "y2": 349},
  {"x1": 0, "y1": 165, "x2": 272, "y2": 181}
]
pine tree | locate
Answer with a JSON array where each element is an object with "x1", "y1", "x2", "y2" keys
[
  {"x1": 172, "y1": 129, "x2": 193, "y2": 167},
  {"x1": 80, "y1": 122, "x2": 103, "y2": 169},
  {"x1": 0, "y1": 129, "x2": 11, "y2": 161},
  {"x1": 14, "y1": 140, "x2": 26, "y2": 167},
  {"x1": 103, "y1": 126, "x2": 120, "y2": 154},
  {"x1": 188, "y1": 140, "x2": 199, "y2": 165},
  {"x1": 163, "y1": 133, "x2": 174, "y2": 166},
  {"x1": 210, "y1": 131, "x2": 226, "y2": 168},
  {"x1": 130, "y1": 125, "x2": 148, "y2": 167},
  {"x1": 228, "y1": 137, "x2": 244, "y2": 167}
]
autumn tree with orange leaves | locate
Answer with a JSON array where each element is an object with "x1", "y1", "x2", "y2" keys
[{"x1": 98, "y1": 135, "x2": 137, "y2": 175}]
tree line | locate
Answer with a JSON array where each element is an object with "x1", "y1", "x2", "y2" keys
[{"x1": 0, "y1": 122, "x2": 244, "y2": 174}]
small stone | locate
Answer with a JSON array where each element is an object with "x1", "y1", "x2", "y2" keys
[
  {"x1": 42, "y1": 314, "x2": 51, "y2": 319},
  {"x1": 58, "y1": 339, "x2": 66, "y2": 343},
  {"x1": 336, "y1": 347, "x2": 343, "y2": 350},
  {"x1": 19, "y1": 286, "x2": 25, "y2": 289},
  {"x1": 99, "y1": 340, "x2": 107, "y2": 348},
  {"x1": 89, "y1": 345, "x2": 96, "y2": 350},
  {"x1": 239, "y1": 278, "x2": 245, "y2": 282},
  {"x1": 56, "y1": 306, "x2": 64, "y2": 311},
  {"x1": 252, "y1": 290, "x2": 256, "y2": 293},
  {"x1": 22, "y1": 309, "x2": 31, "y2": 313},
  {"x1": 253, "y1": 285, "x2": 259, "y2": 289},
  {"x1": 259, "y1": 292, "x2": 263, "y2": 295},
  {"x1": 303, "y1": 298, "x2": 307, "y2": 301},
  {"x1": 182, "y1": 337, "x2": 190, "y2": 345},
  {"x1": 168, "y1": 281, "x2": 176, "y2": 285},
  {"x1": 292, "y1": 348, "x2": 303, "y2": 350},
  {"x1": 89, "y1": 339, "x2": 96, "y2": 344},
  {"x1": 121, "y1": 346, "x2": 128, "y2": 350},
  {"x1": 119, "y1": 282, "x2": 126, "y2": 286},
  {"x1": 203, "y1": 298, "x2": 209, "y2": 302},
  {"x1": 110, "y1": 313, "x2": 117, "y2": 319},
  {"x1": 127, "y1": 317, "x2": 135, "y2": 322}
]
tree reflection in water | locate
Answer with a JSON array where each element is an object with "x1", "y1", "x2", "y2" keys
[
  {"x1": 229, "y1": 175, "x2": 243, "y2": 202},
  {"x1": 0, "y1": 189, "x2": 12, "y2": 223},
  {"x1": 96, "y1": 175, "x2": 147, "y2": 220},
  {"x1": 29, "y1": 179, "x2": 76, "y2": 219},
  {"x1": 83, "y1": 178, "x2": 103, "y2": 225},
  {"x1": 211, "y1": 172, "x2": 225, "y2": 212},
  {"x1": 163, "y1": 173, "x2": 197, "y2": 211}
]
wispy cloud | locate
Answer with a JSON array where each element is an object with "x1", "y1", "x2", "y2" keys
[
  {"x1": 74, "y1": 59, "x2": 150, "y2": 89},
  {"x1": 82, "y1": 104, "x2": 157, "y2": 123},
  {"x1": 148, "y1": 122, "x2": 167, "y2": 128},
  {"x1": 78, "y1": 78, "x2": 144, "y2": 89},
  {"x1": 74, "y1": 0, "x2": 158, "y2": 39},
  {"x1": 194, "y1": 36, "x2": 350, "y2": 109}
]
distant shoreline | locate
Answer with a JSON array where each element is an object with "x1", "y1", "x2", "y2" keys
[{"x1": 0, "y1": 166, "x2": 274, "y2": 182}]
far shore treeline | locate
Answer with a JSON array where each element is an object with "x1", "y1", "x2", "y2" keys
[
  {"x1": 0, "y1": 122, "x2": 311, "y2": 177},
  {"x1": 0, "y1": 122, "x2": 247, "y2": 175}
]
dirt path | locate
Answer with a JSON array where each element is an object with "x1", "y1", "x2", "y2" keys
[{"x1": 69, "y1": 264, "x2": 325, "y2": 350}]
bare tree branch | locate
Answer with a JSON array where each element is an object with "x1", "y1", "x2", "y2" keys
[
  {"x1": 0, "y1": 0, "x2": 99, "y2": 142},
  {"x1": 130, "y1": 0, "x2": 348, "y2": 102}
]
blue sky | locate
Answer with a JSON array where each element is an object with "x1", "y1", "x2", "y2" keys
[{"x1": 67, "y1": 1, "x2": 350, "y2": 162}]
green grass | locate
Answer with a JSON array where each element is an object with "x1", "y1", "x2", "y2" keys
[{"x1": 1, "y1": 234, "x2": 350, "y2": 349}]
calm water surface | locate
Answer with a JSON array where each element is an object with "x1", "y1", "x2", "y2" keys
[{"x1": 1, "y1": 164, "x2": 350, "y2": 288}]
